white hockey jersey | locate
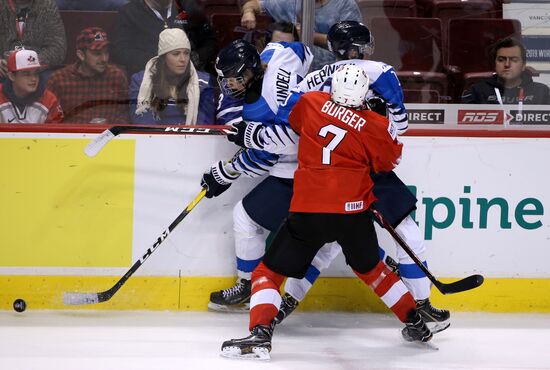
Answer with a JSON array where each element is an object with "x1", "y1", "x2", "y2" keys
[
  {"x1": 225, "y1": 41, "x2": 313, "y2": 179},
  {"x1": 295, "y1": 59, "x2": 408, "y2": 133}
]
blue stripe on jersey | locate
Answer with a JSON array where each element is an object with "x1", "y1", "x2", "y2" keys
[
  {"x1": 369, "y1": 69, "x2": 406, "y2": 113},
  {"x1": 278, "y1": 41, "x2": 308, "y2": 63},
  {"x1": 237, "y1": 256, "x2": 263, "y2": 273},
  {"x1": 274, "y1": 91, "x2": 302, "y2": 127},
  {"x1": 243, "y1": 96, "x2": 276, "y2": 123},
  {"x1": 304, "y1": 264, "x2": 321, "y2": 285},
  {"x1": 260, "y1": 48, "x2": 275, "y2": 64},
  {"x1": 399, "y1": 261, "x2": 428, "y2": 279}
]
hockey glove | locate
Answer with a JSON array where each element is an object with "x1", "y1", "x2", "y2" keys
[
  {"x1": 226, "y1": 121, "x2": 247, "y2": 147},
  {"x1": 227, "y1": 120, "x2": 265, "y2": 149},
  {"x1": 200, "y1": 160, "x2": 241, "y2": 198}
]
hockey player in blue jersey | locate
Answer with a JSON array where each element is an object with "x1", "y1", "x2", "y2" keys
[
  {"x1": 201, "y1": 39, "x2": 313, "y2": 311},
  {"x1": 228, "y1": 20, "x2": 450, "y2": 332}
]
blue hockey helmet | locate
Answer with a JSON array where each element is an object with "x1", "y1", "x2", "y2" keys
[
  {"x1": 215, "y1": 39, "x2": 263, "y2": 98},
  {"x1": 327, "y1": 21, "x2": 375, "y2": 60}
]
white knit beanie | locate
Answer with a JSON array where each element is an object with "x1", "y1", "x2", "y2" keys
[
  {"x1": 136, "y1": 28, "x2": 200, "y2": 125},
  {"x1": 158, "y1": 28, "x2": 190, "y2": 56}
]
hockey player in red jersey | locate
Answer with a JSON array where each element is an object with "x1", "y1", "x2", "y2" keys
[{"x1": 221, "y1": 65, "x2": 432, "y2": 360}]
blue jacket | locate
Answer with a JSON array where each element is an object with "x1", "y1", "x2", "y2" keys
[{"x1": 129, "y1": 69, "x2": 215, "y2": 125}]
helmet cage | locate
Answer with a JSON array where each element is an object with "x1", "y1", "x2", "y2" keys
[{"x1": 217, "y1": 75, "x2": 247, "y2": 99}]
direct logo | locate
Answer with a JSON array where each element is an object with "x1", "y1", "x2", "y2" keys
[
  {"x1": 457, "y1": 110, "x2": 504, "y2": 124},
  {"x1": 407, "y1": 109, "x2": 445, "y2": 124},
  {"x1": 509, "y1": 110, "x2": 550, "y2": 125}
]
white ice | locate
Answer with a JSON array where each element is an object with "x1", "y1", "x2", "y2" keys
[{"x1": 1, "y1": 311, "x2": 549, "y2": 370}]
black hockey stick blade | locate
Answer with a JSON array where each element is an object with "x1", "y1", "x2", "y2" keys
[
  {"x1": 63, "y1": 188, "x2": 207, "y2": 305},
  {"x1": 434, "y1": 274, "x2": 484, "y2": 295},
  {"x1": 371, "y1": 209, "x2": 484, "y2": 295}
]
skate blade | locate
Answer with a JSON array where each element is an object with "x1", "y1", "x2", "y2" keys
[
  {"x1": 208, "y1": 301, "x2": 250, "y2": 313},
  {"x1": 221, "y1": 346, "x2": 270, "y2": 360},
  {"x1": 429, "y1": 320, "x2": 450, "y2": 334},
  {"x1": 411, "y1": 340, "x2": 439, "y2": 351}
]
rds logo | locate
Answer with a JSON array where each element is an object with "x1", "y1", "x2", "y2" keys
[
  {"x1": 458, "y1": 110, "x2": 504, "y2": 124},
  {"x1": 409, "y1": 185, "x2": 544, "y2": 240}
]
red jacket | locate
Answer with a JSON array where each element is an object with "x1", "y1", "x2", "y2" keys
[
  {"x1": 288, "y1": 91, "x2": 402, "y2": 214},
  {"x1": 0, "y1": 84, "x2": 63, "y2": 123}
]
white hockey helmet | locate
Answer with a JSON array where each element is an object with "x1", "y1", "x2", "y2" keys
[{"x1": 330, "y1": 64, "x2": 370, "y2": 109}]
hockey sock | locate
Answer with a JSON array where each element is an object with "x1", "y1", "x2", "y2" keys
[
  {"x1": 249, "y1": 262, "x2": 285, "y2": 331},
  {"x1": 355, "y1": 260, "x2": 416, "y2": 323}
]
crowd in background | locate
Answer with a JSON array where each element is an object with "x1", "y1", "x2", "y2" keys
[{"x1": 0, "y1": 0, "x2": 548, "y2": 124}]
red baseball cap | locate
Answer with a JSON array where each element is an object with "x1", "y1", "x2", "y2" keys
[
  {"x1": 77, "y1": 27, "x2": 110, "y2": 51},
  {"x1": 7, "y1": 49, "x2": 45, "y2": 72}
]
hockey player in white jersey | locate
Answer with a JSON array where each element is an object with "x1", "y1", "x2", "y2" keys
[
  {"x1": 200, "y1": 39, "x2": 313, "y2": 311},
  {"x1": 229, "y1": 20, "x2": 450, "y2": 331}
]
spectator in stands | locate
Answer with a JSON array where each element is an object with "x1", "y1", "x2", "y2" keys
[
  {"x1": 254, "y1": 21, "x2": 299, "y2": 51},
  {"x1": 129, "y1": 28, "x2": 215, "y2": 125},
  {"x1": 56, "y1": 0, "x2": 129, "y2": 11},
  {"x1": 47, "y1": 27, "x2": 129, "y2": 124},
  {"x1": 0, "y1": 0, "x2": 66, "y2": 80},
  {"x1": 113, "y1": 0, "x2": 217, "y2": 76},
  {"x1": 0, "y1": 49, "x2": 63, "y2": 123},
  {"x1": 240, "y1": 0, "x2": 362, "y2": 70},
  {"x1": 461, "y1": 38, "x2": 550, "y2": 105}
]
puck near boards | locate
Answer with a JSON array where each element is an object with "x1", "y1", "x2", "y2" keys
[{"x1": 13, "y1": 298, "x2": 27, "y2": 312}]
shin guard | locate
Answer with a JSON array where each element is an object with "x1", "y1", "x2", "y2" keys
[
  {"x1": 355, "y1": 260, "x2": 416, "y2": 323},
  {"x1": 249, "y1": 262, "x2": 285, "y2": 330}
]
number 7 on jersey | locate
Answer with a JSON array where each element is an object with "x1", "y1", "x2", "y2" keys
[{"x1": 318, "y1": 124, "x2": 347, "y2": 165}]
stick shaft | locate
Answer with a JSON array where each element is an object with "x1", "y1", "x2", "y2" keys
[{"x1": 64, "y1": 189, "x2": 206, "y2": 305}]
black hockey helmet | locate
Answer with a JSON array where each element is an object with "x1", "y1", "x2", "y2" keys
[
  {"x1": 215, "y1": 39, "x2": 263, "y2": 98},
  {"x1": 327, "y1": 21, "x2": 375, "y2": 60}
]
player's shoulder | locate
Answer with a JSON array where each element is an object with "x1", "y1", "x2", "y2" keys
[
  {"x1": 261, "y1": 41, "x2": 310, "y2": 63},
  {"x1": 354, "y1": 59, "x2": 395, "y2": 74}
]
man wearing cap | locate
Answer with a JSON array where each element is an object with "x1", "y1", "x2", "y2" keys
[
  {"x1": 0, "y1": 49, "x2": 63, "y2": 123},
  {"x1": 47, "y1": 27, "x2": 129, "y2": 123}
]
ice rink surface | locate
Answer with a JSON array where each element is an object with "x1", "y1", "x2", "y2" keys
[{"x1": 1, "y1": 310, "x2": 549, "y2": 370}]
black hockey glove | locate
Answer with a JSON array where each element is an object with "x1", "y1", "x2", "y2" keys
[
  {"x1": 227, "y1": 121, "x2": 247, "y2": 147},
  {"x1": 367, "y1": 96, "x2": 387, "y2": 117},
  {"x1": 200, "y1": 160, "x2": 240, "y2": 198}
]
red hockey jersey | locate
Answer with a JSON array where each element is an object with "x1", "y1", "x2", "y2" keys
[{"x1": 288, "y1": 91, "x2": 402, "y2": 214}]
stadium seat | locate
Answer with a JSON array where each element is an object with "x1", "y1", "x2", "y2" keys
[
  {"x1": 403, "y1": 89, "x2": 442, "y2": 103},
  {"x1": 59, "y1": 11, "x2": 118, "y2": 65},
  {"x1": 446, "y1": 18, "x2": 522, "y2": 101},
  {"x1": 200, "y1": 0, "x2": 241, "y2": 18},
  {"x1": 370, "y1": 17, "x2": 449, "y2": 103},
  {"x1": 210, "y1": 12, "x2": 273, "y2": 49},
  {"x1": 357, "y1": 0, "x2": 417, "y2": 25}
]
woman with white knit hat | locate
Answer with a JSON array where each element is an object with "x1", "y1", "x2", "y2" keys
[{"x1": 129, "y1": 28, "x2": 215, "y2": 125}]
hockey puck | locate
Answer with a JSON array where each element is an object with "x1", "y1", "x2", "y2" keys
[{"x1": 13, "y1": 299, "x2": 26, "y2": 312}]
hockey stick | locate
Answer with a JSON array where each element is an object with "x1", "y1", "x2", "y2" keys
[
  {"x1": 371, "y1": 209, "x2": 484, "y2": 295},
  {"x1": 84, "y1": 125, "x2": 232, "y2": 157},
  {"x1": 63, "y1": 188, "x2": 207, "y2": 305}
]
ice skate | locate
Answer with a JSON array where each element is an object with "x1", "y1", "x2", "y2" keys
[
  {"x1": 208, "y1": 278, "x2": 251, "y2": 312},
  {"x1": 221, "y1": 324, "x2": 274, "y2": 360},
  {"x1": 402, "y1": 310, "x2": 433, "y2": 340},
  {"x1": 274, "y1": 293, "x2": 299, "y2": 324},
  {"x1": 417, "y1": 298, "x2": 450, "y2": 334}
]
